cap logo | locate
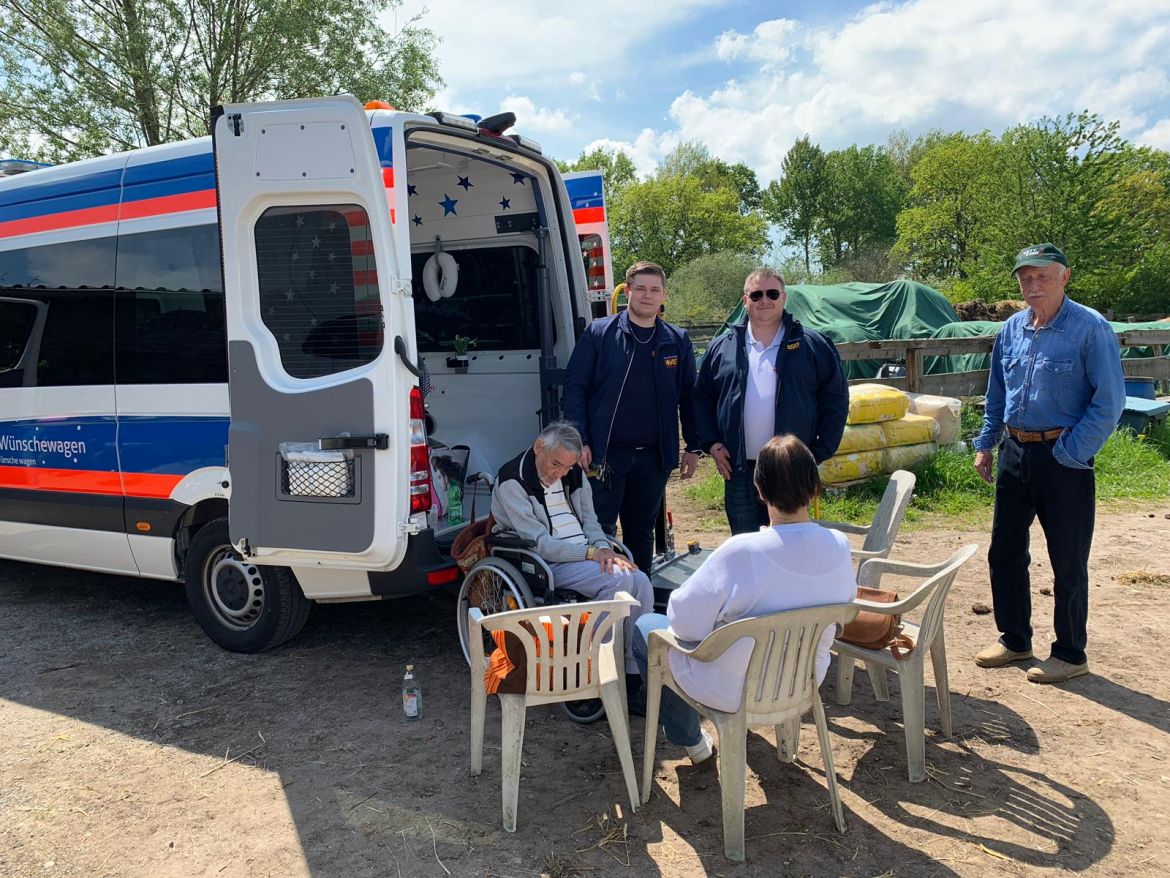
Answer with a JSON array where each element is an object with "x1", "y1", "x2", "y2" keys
[{"x1": 1023, "y1": 248, "x2": 1043, "y2": 257}]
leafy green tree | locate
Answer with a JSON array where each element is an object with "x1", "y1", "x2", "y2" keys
[
  {"x1": 893, "y1": 132, "x2": 1004, "y2": 286},
  {"x1": 556, "y1": 147, "x2": 638, "y2": 196},
  {"x1": 666, "y1": 251, "x2": 758, "y2": 324},
  {"x1": 608, "y1": 173, "x2": 767, "y2": 276},
  {"x1": 0, "y1": 0, "x2": 441, "y2": 162},
  {"x1": 763, "y1": 136, "x2": 827, "y2": 274},
  {"x1": 657, "y1": 142, "x2": 762, "y2": 213},
  {"x1": 817, "y1": 145, "x2": 906, "y2": 268}
]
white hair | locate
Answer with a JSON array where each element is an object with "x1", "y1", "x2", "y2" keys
[{"x1": 537, "y1": 421, "x2": 583, "y2": 455}]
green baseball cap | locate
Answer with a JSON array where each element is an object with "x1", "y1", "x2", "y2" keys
[{"x1": 1012, "y1": 243, "x2": 1067, "y2": 274}]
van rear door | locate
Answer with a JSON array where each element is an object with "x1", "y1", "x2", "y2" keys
[{"x1": 212, "y1": 96, "x2": 409, "y2": 569}]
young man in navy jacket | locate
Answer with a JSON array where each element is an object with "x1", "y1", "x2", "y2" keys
[
  {"x1": 562, "y1": 261, "x2": 701, "y2": 574},
  {"x1": 693, "y1": 266, "x2": 849, "y2": 534}
]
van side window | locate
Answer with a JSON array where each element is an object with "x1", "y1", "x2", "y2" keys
[
  {"x1": 114, "y1": 290, "x2": 227, "y2": 384},
  {"x1": 0, "y1": 299, "x2": 37, "y2": 372},
  {"x1": 254, "y1": 205, "x2": 383, "y2": 380},
  {"x1": 115, "y1": 225, "x2": 223, "y2": 293},
  {"x1": 410, "y1": 246, "x2": 541, "y2": 352},
  {"x1": 0, "y1": 237, "x2": 117, "y2": 288},
  {"x1": 37, "y1": 290, "x2": 115, "y2": 386}
]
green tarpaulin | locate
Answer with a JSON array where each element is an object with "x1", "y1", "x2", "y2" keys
[{"x1": 720, "y1": 280, "x2": 959, "y2": 378}]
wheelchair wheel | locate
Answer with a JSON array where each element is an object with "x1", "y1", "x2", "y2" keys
[
  {"x1": 561, "y1": 698, "x2": 606, "y2": 724},
  {"x1": 457, "y1": 557, "x2": 535, "y2": 666}
]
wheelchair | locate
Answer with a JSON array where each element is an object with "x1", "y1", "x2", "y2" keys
[{"x1": 456, "y1": 531, "x2": 637, "y2": 724}]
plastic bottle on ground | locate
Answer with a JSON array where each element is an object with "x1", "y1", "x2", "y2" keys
[{"x1": 402, "y1": 664, "x2": 421, "y2": 721}]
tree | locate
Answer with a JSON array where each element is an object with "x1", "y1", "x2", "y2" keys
[
  {"x1": 893, "y1": 132, "x2": 1004, "y2": 285},
  {"x1": 0, "y1": 0, "x2": 441, "y2": 162},
  {"x1": 608, "y1": 173, "x2": 767, "y2": 276},
  {"x1": 763, "y1": 136, "x2": 827, "y2": 274},
  {"x1": 817, "y1": 145, "x2": 906, "y2": 269},
  {"x1": 666, "y1": 251, "x2": 758, "y2": 324},
  {"x1": 556, "y1": 147, "x2": 638, "y2": 196},
  {"x1": 657, "y1": 142, "x2": 762, "y2": 213}
]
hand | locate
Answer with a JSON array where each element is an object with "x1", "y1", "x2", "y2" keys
[
  {"x1": 679, "y1": 451, "x2": 700, "y2": 479},
  {"x1": 974, "y1": 450, "x2": 995, "y2": 484},
  {"x1": 710, "y1": 443, "x2": 732, "y2": 479},
  {"x1": 580, "y1": 445, "x2": 592, "y2": 472},
  {"x1": 595, "y1": 548, "x2": 637, "y2": 573}
]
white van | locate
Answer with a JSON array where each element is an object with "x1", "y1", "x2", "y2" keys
[{"x1": 0, "y1": 96, "x2": 595, "y2": 651}]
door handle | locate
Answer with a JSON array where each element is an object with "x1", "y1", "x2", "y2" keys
[
  {"x1": 394, "y1": 336, "x2": 424, "y2": 379},
  {"x1": 319, "y1": 435, "x2": 389, "y2": 450}
]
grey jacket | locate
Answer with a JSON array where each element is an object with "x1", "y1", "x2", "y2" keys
[{"x1": 491, "y1": 448, "x2": 609, "y2": 563}]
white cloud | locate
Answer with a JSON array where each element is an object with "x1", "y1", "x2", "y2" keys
[
  {"x1": 655, "y1": 1, "x2": 1170, "y2": 181},
  {"x1": 578, "y1": 129, "x2": 680, "y2": 179},
  {"x1": 499, "y1": 95, "x2": 573, "y2": 133},
  {"x1": 394, "y1": 0, "x2": 729, "y2": 84},
  {"x1": 1138, "y1": 118, "x2": 1170, "y2": 150},
  {"x1": 569, "y1": 71, "x2": 586, "y2": 85}
]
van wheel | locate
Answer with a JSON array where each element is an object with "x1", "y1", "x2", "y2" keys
[{"x1": 184, "y1": 518, "x2": 310, "y2": 652}]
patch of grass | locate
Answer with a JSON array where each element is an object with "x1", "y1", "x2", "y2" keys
[
  {"x1": 681, "y1": 467, "x2": 725, "y2": 511},
  {"x1": 1096, "y1": 428, "x2": 1170, "y2": 502},
  {"x1": 1141, "y1": 420, "x2": 1170, "y2": 460},
  {"x1": 958, "y1": 397, "x2": 985, "y2": 441}
]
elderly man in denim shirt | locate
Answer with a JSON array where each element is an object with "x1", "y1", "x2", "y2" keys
[{"x1": 972, "y1": 244, "x2": 1125, "y2": 684}]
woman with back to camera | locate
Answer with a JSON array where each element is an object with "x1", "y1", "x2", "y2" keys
[{"x1": 631, "y1": 434, "x2": 856, "y2": 763}]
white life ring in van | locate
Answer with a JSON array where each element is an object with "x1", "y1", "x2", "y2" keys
[{"x1": 422, "y1": 251, "x2": 459, "y2": 301}]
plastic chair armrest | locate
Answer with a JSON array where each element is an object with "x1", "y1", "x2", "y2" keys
[
  {"x1": 858, "y1": 555, "x2": 954, "y2": 586},
  {"x1": 813, "y1": 519, "x2": 870, "y2": 536}
]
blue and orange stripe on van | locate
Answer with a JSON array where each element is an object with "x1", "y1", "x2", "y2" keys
[{"x1": 1, "y1": 122, "x2": 397, "y2": 239}]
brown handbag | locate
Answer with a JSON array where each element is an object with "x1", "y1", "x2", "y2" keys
[
  {"x1": 450, "y1": 513, "x2": 495, "y2": 572},
  {"x1": 840, "y1": 586, "x2": 914, "y2": 657}
]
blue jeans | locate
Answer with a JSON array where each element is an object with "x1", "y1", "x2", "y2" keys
[
  {"x1": 633, "y1": 614, "x2": 702, "y2": 747},
  {"x1": 724, "y1": 461, "x2": 768, "y2": 535}
]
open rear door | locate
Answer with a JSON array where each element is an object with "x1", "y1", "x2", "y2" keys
[{"x1": 213, "y1": 96, "x2": 407, "y2": 569}]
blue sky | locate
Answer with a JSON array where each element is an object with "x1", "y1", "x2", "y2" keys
[{"x1": 393, "y1": 0, "x2": 1170, "y2": 182}]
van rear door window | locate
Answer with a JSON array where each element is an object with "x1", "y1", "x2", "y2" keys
[
  {"x1": 254, "y1": 205, "x2": 384, "y2": 379},
  {"x1": 410, "y1": 246, "x2": 540, "y2": 352}
]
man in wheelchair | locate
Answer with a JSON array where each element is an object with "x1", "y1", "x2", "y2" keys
[{"x1": 492, "y1": 421, "x2": 654, "y2": 685}]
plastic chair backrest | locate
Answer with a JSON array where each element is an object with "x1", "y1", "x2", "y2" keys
[
  {"x1": 687, "y1": 603, "x2": 859, "y2": 722},
  {"x1": 477, "y1": 597, "x2": 633, "y2": 698},
  {"x1": 858, "y1": 544, "x2": 977, "y2": 652},
  {"x1": 861, "y1": 470, "x2": 916, "y2": 555}
]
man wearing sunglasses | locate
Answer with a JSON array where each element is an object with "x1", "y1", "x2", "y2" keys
[{"x1": 693, "y1": 267, "x2": 848, "y2": 534}]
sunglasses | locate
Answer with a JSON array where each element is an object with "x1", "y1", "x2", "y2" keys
[{"x1": 748, "y1": 288, "x2": 783, "y2": 302}]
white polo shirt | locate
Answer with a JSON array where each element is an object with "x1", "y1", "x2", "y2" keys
[{"x1": 743, "y1": 322, "x2": 782, "y2": 461}]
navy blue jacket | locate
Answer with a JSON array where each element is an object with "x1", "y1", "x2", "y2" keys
[
  {"x1": 562, "y1": 310, "x2": 700, "y2": 472},
  {"x1": 693, "y1": 315, "x2": 849, "y2": 465}
]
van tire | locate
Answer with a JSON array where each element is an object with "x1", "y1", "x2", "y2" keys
[{"x1": 184, "y1": 518, "x2": 311, "y2": 652}]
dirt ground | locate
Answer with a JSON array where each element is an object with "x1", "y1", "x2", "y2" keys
[{"x1": 3, "y1": 485, "x2": 1170, "y2": 877}]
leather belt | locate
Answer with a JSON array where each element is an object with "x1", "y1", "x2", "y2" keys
[{"x1": 1007, "y1": 426, "x2": 1064, "y2": 443}]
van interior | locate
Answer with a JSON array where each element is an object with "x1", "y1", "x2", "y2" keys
[{"x1": 403, "y1": 139, "x2": 578, "y2": 539}]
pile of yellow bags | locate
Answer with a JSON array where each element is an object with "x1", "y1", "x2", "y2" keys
[{"x1": 819, "y1": 385, "x2": 961, "y2": 484}]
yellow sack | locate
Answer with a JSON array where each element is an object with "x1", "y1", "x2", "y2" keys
[
  {"x1": 836, "y1": 423, "x2": 888, "y2": 455},
  {"x1": 847, "y1": 383, "x2": 910, "y2": 425},
  {"x1": 819, "y1": 450, "x2": 884, "y2": 484},
  {"x1": 906, "y1": 393, "x2": 962, "y2": 445},
  {"x1": 883, "y1": 443, "x2": 936, "y2": 471},
  {"x1": 881, "y1": 413, "x2": 941, "y2": 448}
]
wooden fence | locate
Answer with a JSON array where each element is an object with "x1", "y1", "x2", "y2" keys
[{"x1": 683, "y1": 325, "x2": 1170, "y2": 397}]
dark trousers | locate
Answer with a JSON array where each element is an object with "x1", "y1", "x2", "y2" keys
[
  {"x1": 590, "y1": 447, "x2": 670, "y2": 576},
  {"x1": 724, "y1": 461, "x2": 769, "y2": 535},
  {"x1": 988, "y1": 436, "x2": 1095, "y2": 665}
]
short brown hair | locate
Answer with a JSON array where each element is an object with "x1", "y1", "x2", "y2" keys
[
  {"x1": 625, "y1": 261, "x2": 666, "y2": 287},
  {"x1": 744, "y1": 266, "x2": 785, "y2": 294},
  {"x1": 753, "y1": 434, "x2": 821, "y2": 514}
]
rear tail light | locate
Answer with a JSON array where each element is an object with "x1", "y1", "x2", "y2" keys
[{"x1": 409, "y1": 386, "x2": 432, "y2": 514}]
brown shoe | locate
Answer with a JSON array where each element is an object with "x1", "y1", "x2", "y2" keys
[
  {"x1": 974, "y1": 642, "x2": 1033, "y2": 668},
  {"x1": 1026, "y1": 657, "x2": 1088, "y2": 684}
]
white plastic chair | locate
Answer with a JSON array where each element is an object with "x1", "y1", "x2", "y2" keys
[
  {"x1": 468, "y1": 592, "x2": 640, "y2": 832},
  {"x1": 640, "y1": 603, "x2": 860, "y2": 862},
  {"x1": 814, "y1": 470, "x2": 917, "y2": 572},
  {"x1": 831, "y1": 544, "x2": 978, "y2": 782}
]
